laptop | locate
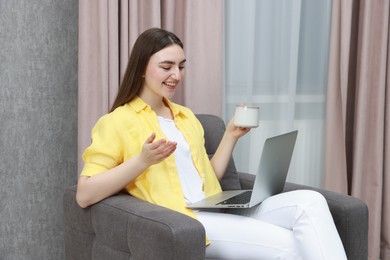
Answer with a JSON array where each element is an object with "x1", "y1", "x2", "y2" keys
[{"x1": 186, "y1": 130, "x2": 298, "y2": 209}]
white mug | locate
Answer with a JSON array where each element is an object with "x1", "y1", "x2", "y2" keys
[{"x1": 234, "y1": 105, "x2": 259, "y2": 128}]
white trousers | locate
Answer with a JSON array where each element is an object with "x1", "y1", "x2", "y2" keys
[{"x1": 194, "y1": 190, "x2": 347, "y2": 260}]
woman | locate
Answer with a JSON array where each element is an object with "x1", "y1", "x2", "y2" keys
[{"x1": 76, "y1": 28, "x2": 347, "y2": 259}]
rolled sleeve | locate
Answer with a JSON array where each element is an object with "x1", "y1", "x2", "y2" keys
[{"x1": 81, "y1": 115, "x2": 123, "y2": 177}]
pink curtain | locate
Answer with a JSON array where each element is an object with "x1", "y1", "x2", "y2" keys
[
  {"x1": 325, "y1": 0, "x2": 390, "y2": 259},
  {"x1": 78, "y1": 0, "x2": 224, "y2": 172}
]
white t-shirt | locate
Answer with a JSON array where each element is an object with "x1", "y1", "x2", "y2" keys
[{"x1": 158, "y1": 116, "x2": 206, "y2": 204}]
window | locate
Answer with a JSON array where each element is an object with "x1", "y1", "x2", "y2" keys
[{"x1": 224, "y1": 0, "x2": 332, "y2": 187}]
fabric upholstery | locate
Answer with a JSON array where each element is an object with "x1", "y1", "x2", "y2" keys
[
  {"x1": 64, "y1": 188, "x2": 206, "y2": 260},
  {"x1": 196, "y1": 114, "x2": 242, "y2": 190}
]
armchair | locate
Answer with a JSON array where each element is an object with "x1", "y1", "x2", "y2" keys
[{"x1": 64, "y1": 114, "x2": 368, "y2": 260}]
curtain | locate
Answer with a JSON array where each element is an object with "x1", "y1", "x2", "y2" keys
[
  {"x1": 224, "y1": 0, "x2": 332, "y2": 188},
  {"x1": 325, "y1": 0, "x2": 390, "y2": 259},
  {"x1": 78, "y1": 0, "x2": 224, "y2": 172}
]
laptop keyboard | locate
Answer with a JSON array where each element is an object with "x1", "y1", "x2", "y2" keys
[{"x1": 217, "y1": 190, "x2": 252, "y2": 205}]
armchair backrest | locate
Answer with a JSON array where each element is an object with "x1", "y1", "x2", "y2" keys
[{"x1": 195, "y1": 114, "x2": 242, "y2": 190}]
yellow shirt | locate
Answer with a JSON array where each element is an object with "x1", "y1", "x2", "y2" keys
[{"x1": 81, "y1": 96, "x2": 222, "y2": 223}]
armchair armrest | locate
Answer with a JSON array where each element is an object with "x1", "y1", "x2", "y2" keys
[
  {"x1": 64, "y1": 186, "x2": 206, "y2": 260},
  {"x1": 237, "y1": 172, "x2": 368, "y2": 260}
]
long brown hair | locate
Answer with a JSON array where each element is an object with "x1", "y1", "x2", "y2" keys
[{"x1": 110, "y1": 28, "x2": 184, "y2": 112}]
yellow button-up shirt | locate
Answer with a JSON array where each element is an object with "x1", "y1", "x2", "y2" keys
[{"x1": 81, "y1": 96, "x2": 222, "y2": 223}]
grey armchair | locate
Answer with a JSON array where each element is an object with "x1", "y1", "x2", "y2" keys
[{"x1": 64, "y1": 114, "x2": 368, "y2": 260}]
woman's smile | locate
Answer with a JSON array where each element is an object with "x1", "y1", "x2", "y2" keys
[{"x1": 163, "y1": 81, "x2": 178, "y2": 90}]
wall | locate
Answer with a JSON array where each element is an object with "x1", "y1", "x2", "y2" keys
[{"x1": 0, "y1": 0, "x2": 78, "y2": 259}]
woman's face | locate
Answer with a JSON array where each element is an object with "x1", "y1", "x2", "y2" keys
[{"x1": 142, "y1": 44, "x2": 186, "y2": 100}]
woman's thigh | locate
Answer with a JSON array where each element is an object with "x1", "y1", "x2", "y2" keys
[
  {"x1": 195, "y1": 211, "x2": 301, "y2": 260},
  {"x1": 226, "y1": 190, "x2": 330, "y2": 229}
]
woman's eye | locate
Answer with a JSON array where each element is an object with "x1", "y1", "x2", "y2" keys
[{"x1": 160, "y1": 65, "x2": 185, "y2": 71}]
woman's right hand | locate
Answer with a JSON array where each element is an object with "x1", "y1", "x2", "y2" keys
[
  {"x1": 139, "y1": 133, "x2": 177, "y2": 167},
  {"x1": 76, "y1": 133, "x2": 177, "y2": 208}
]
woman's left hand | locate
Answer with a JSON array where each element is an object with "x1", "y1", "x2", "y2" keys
[{"x1": 225, "y1": 116, "x2": 252, "y2": 140}]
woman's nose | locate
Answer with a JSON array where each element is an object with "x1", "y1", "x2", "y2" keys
[{"x1": 171, "y1": 67, "x2": 182, "y2": 80}]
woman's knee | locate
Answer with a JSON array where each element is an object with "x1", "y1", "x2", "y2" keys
[{"x1": 288, "y1": 190, "x2": 328, "y2": 209}]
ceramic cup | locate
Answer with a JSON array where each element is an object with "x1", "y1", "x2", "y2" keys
[{"x1": 234, "y1": 105, "x2": 259, "y2": 128}]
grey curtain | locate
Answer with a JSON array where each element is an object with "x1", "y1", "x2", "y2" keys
[{"x1": 325, "y1": 0, "x2": 390, "y2": 259}]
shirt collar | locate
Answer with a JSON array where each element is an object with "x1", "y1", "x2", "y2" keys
[{"x1": 129, "y1": 96, "x2": 183, "y2": 117}]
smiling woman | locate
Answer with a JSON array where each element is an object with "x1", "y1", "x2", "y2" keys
[
  {"x1": 141, "y1": 44, "x2": 186, "y2": 112},
  {"x1": 109, "y1": 28, "x2": 185, "y2": 114},
  {"x1": 75, "y1": 28, "x2": 347, "y2": 260}
]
